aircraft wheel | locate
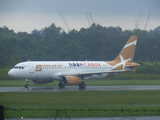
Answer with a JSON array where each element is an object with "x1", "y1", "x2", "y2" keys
[
  {"x1": 25, "y1": 84, "x2": 29, "y2": 88},
  {"x1": 79, "y1": 82, "x2": 86, "y2": 89},
  {"x1": 58, "y1": 82, "x2": 65, "y2": 88}
]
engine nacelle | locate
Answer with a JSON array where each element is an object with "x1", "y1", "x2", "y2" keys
[
  {"x1": 63, "y1": 76, "x2": 82, "y2": 85},
  {"x1": 32, "y1": 80, "x2": 53, "y2": 84}
]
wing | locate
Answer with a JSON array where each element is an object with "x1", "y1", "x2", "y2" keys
[{"x1": 59, "y1": 70, "x2": 126, "y2": 76}]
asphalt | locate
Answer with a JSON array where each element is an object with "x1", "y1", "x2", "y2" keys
[{"x1": 0, "y1": 85, "x2": 160, "y2": 92}]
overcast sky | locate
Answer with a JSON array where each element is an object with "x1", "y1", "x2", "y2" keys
[{"x1": 0, "y1": 0, "x2": 160, "y2": 33}]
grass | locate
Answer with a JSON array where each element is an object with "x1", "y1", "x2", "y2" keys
[
  {"x1": 0, "y1": 68, "x2": 12, "y2": 80},
  {"x1": 1, "y1": 77, "x2": 160, "y2": 118},
  {"x1": 1, "y1": 90, "x2": 160, "y2": 118},
  {"x1": 85, "y1": 79, "x2": 160, "y2": 86},
  {"x1": 1, "y1": 79, "x2": 160, "y2": 87}
]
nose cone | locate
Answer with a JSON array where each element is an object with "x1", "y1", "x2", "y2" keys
[{"x1": 8, "y1": 69, "x2": 14, "y2": 78}]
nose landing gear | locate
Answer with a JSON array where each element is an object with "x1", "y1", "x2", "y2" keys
[{"x1": 25, "y1": 79, "x2": 30, "y2": 88}]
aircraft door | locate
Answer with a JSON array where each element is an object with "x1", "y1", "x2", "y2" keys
[{"x1": 29, "y1": 63, "x2": 34, "y2": 73}]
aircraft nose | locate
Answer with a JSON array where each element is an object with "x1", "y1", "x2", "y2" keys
[{"x1": 8, "y1": 69, "x2": 14, "y2": 77}]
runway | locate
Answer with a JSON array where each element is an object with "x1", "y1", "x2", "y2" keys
[{"x1": 0, "y1": 85, "x2": 160, "y2": 92}]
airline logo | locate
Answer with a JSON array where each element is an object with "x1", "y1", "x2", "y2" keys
[
  {"x1": 112, "y1": 55, "x2": 131, "y2": 70},
  {"x1": 69, "y1": 63, "x2": 101, "y2": 67},
  {"x1": 35, "y1": 64, "x2": 63, "y2": 71}
]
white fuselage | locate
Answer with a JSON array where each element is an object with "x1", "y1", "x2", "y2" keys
[{"x1": 8, "y1": 61, "x2": 113, "y2": 81}]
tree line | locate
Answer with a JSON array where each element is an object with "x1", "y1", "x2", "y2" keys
[{"x1": 0, "y1": 23, "x2": 160, "y2": 68}]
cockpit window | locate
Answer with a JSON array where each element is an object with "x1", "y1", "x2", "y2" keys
[
  {"x1": 14, "y1": 66, "x2": 18, "y2": 69},
  {"x1": 13, "y1": 66, "x2": 24, "y2": 69}
]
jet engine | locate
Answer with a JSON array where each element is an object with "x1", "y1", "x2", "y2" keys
[
  {"x1": 32, "y1": 80, "x2": 53, "y2": 84},
  {"x1": 62, "y1": 76, "x2": 82, "y2": 85}
]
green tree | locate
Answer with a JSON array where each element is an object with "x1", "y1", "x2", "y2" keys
[{"x1": 11, "y1": 53, "x2": 21, "y2": 66}]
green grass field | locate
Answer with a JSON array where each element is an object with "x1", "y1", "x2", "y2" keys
[
  {"x1": 1, "y1": 79, "x2": 160, "y2": 118},
  {"x1": 1, "y1": 90, "x2": 160, "y2": 118}
]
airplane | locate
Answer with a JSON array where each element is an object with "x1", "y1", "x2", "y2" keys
[{"x1": 8, "y1": 36, "x2": 140, "y2": 89}]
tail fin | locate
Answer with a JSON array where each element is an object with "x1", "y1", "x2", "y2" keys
[{"x1": 114, "y1": 36, "x2": 138, "y2": 63}]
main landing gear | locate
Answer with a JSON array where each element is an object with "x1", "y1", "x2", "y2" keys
[
  {"x1": 79, "y1": 82, "x2": 86, "y2": 89},
  {"x1": 25, "y1": 79, "x2": 30, "y2": 88},
  {"x1": 58, "y1": 82, "x2": 65, "y2": 88}
]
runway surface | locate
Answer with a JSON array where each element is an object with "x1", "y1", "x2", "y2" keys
[{"x1": 0, "y1": 85, "x2": 160, "y2": 92}]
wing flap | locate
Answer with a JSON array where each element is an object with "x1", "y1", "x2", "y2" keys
[{"x1": 59, "y1": 70, "x2": 126, "y2": 76}]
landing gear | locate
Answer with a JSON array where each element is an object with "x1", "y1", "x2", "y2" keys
[
  {"x1": 79, "y1": 82, "x2": 86, "y2": 89},
  {"x1": 58, "y1": 82, "x2": 65, "y2": 88},
  {"x1": 25, "y1": 79, "x2": 30, "y2": 88}
]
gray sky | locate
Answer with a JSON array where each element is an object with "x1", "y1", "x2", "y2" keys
[{"x1": 0, "y1": 0, "x2": 160, "y2": 33}]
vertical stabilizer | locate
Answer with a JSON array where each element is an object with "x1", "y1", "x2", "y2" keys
[{"x1": 113, "y1": 36, "x2": 138, "y2": 63}]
